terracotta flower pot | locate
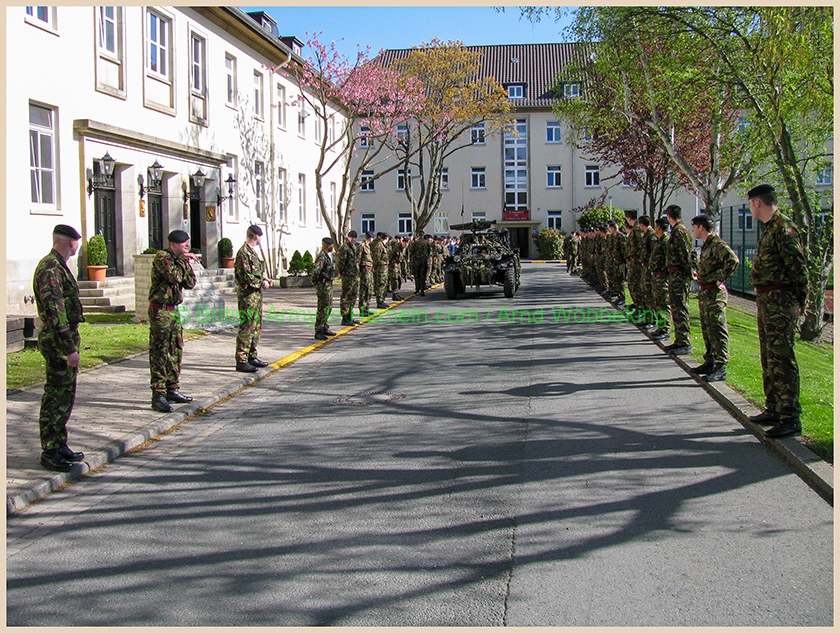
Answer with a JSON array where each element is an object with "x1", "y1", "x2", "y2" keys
[
  {"x1": 221, "y1": 257, "x2": 235, "y2": 269},
  {"x1": 87, "y1": 265, "x2": 107, "y2": 282}
]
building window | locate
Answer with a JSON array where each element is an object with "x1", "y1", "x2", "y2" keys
[
  {"x1": 471, "y1": 211, "x2": 486, "y2": 222},
  {"x1": 25, "y1": 6, "x2": 56, "y2": 30},
  {"x1": 546, "y1": 165, "x2": 562, "y2": 188},
  {"x1": 471, "y1": 123, "x2": 485, "y2": 145},
  {"x1": 546, "y1": 121, "x2": 561, "y2": 143},
  {"x1": 328, "y1": 115, "x2": 335, "y2": 145},
  {"x1": 297, "y1": 100, "x2": 306, "y2": 136},
  {"x1": 737, "y1": 210, "x2": 754, "y2": 232},
  {"x1": 504, "y1": 119, "x2": 528, "y2": 210},
  {"x1": 396, "y1": 124, "x2": 409, "y2": 145},
  {"x1": 471, "y1": 167, "x2": 486, "y2": 189},
  {"x1": 583, "y1": 128, "x2": 594, "y2": 142},
  {"x1": 397, "y1": 169, "x2": 411, "y2": 191},
  {"x1": 315, "y1": 194, "x2": 322, "y2": 227},
  {"x1": 314, "y1": 107, "x2": 322, "y2": 143},
  {"x1": 95, "y1": 7, "x2": 124, "y2": 96},
  {"x1": 439, "y1": 168, "x2": 449, "y2": 190},
  {"x1": 298, "y1": 173, "x2": 306, "y2": 224},
  {"x1": 358, "y1": 125, "x2": 372, "y2": 148},
  {"x1": 253, "y1": 71, "x2": 264, "y2": 119},
  {"x1": 146, "y1": 9, "x2": 170, "y2": 80},
  {"x1": 254, "y1": 161, "x2": 263, "y2": 220},
  {"x1": 399, "y1": 213, "x2": 413, "y2": 235},
  {"x1": 585, "y1": 165, "x2": 600, "y2": 187},
  {"x1": 817, "y1": 162, "x2": 833, "y2": 186},
  {"x1": 189, "y1": 32, "x2": 207, "y2": 122},
  {"x1": 547, "y1": 210, "x2": 562, "y2": 230},
  {"x1": 278, "y1": 167, "x2": 287, "y2": 222},
  {"x1": 276, "y1": 83, "x2": 286, "y2": 128},
  {"x1": 225, "y1": 54, "x2": 237, "y2": 107},
  {"x1": 360, "y1": 170, "x2": 375, "y2": 192},
  {"x1": 330, "y1": 182, "x2": 337, "y2": 224},
  {"x1": 361, "y1": 214, "x2": 375, "y2": 234},
  {"x1": 434, "y1": 213, "x2": 449, "y2": 234},
  {"x1": 563, "y1": 83, "x2": 580, "y2": 98},
  {"x1": 507, "y1": 84, "x2": 524, "y2": 100},
  {"x1": 29, "y1": 103, "x2": 56, "y2": 207},
  {"x1": 98, "y1": 7, "x2": 118, "y2": 55}
]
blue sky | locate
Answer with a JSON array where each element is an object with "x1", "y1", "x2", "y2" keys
[{"x1": 241, "y1": 6, "x2": 576, "y2": 60}]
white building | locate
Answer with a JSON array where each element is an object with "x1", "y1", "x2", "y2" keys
[{"x1": 8, "y1": 6, "x2": 347, "y2": 314}]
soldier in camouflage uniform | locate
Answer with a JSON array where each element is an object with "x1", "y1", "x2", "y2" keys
[
  {"x1": 388, "y1": 235, "x2": 405, "y2": 301},
  {"x1": 336, "y1": 230, "x2": 360, "y2": 326},
  {"x1": 746, "y1": 184, "x2": 809, "y2": 438},
  {"x1": 234, "y1": 224, "x2": 273, "y2": 373},
  {"x1": 649, "y1": 217, "x2": 671, "y2": 341},
  {"x1": 639, "y1": 216, "x2": 658, "y2": 327},
  {"x1": 690, "y1": 215, "x2": 739, "y2": 382},
  {"x1": 370, "y1": 232, "x2": 390, "y2": 308},
  {"x1": 569, "y1": 232, "x2": 580, "y2": 273},
  {"x1": 33, "y1": 224, "x2": 86, "y2": 472},
  {"x1": 663, "y1": 205, "x2": 697, "y2": 356},
  {"x1": 606, "y1": 220, "x2": 626, "y2": 305},
  {"x1": 357, "y1": 231, "x2": 374, "y2": 316},
  {"x1": 400, "y1": 236, "x2": 411, "y2": 282},
  {"x1": 594, "y1": 225, "x2": 608, "y2": 292},
  {"x1": 312, "y1": 237, "x2": 337, "y2": 340},
  {"x1": 148, "y1": 230, "x2": 199, "y2": 413},
  {"x1": 408, "y1": 231, "x2": 431, "y2": 295},
  {"x1": 432, "y1": 236, "x2": 445, "y2": 283}
]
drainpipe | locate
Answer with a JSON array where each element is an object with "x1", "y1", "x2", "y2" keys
[{"x1": 268, "y1": 54, "x2": 291, "y2": 275}]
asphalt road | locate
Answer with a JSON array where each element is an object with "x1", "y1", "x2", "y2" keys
[{"x1": 6, "y1": 266, "x2": 833, "y2": 626}]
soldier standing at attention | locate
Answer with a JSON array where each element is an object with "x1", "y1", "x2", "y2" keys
[
  {"x1": 312, "y1": 237, "x2": 337, "y2": 340},
  {"x1": 746, "y1": 184, "x2": 808, "y2": 438},
  {"x1": 357, "y1": 231, "x2": 374, "y2": 317},
  {"x1": 690, "y1": 215, "x2": 739, "y2": 382},
  {"x1": 606, "y1": 220, "x2": 627, "y2": 306},
  {"x1": 637, "y1": 215, "x2": 656, "y2": 328},
  {"x1": 33, "y1": 224, "x2": 86, "y2": 472},
  {"x1": 663, "y1": 205, "x2": 697, "y2": 356},
  {"x1": 370, "y1": 231, "x2": 390, "y2": 309},
  {"x1": 388, "y1": 235, "x2": 405, "y2": 301},
  {"x1": 336, "y1": 229, "x2": 360, "y2": 326},
  {"x1": 234, "y1": 224, "x2": 273, "y2": 373},
  {"x1": 624, "y1": 210, "x2": 643, "y2": 313},
  {"x1": 649, "y1": 217, "x2": 671, "y2": 341},
  {"x1": 408, "y1": 232, "x2": 431, "y2": 295},
  {"x1": 149, "y1": 230, "x2": 199, "y2": 413}
]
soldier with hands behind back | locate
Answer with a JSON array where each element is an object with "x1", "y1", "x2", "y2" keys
[{"x1": 234, "y1": 224, "x2": 273, "y2": 373}]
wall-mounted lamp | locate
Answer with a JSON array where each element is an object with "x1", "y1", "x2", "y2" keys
[
  {"x1": 86, "y1": 151, "x2": 116, "y2": 196},
  {"x1": 138, "y1": 161, "x2": 165, "y2": 200},
  {"x1": 217, "y1": 173, "x2": 236, "y2": 206},
  {"x1": 191, "y1": 168, "x2": 207, "y2": 190}
]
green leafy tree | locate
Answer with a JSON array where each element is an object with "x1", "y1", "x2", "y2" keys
[
  {"x1": 536, "y1": 228, "x2": 564, "y2": 259},
  {"x1": 578, "y1": 205, "x2": 624, "y2": 229}
]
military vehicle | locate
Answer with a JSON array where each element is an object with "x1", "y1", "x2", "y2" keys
[{"x1": 444, "y1": 219, "x2": 521, "y2": 299}]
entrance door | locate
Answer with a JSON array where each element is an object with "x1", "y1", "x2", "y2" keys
[
  {"x1": 148, "y1": 193, "x2": 164, "y2": 250},
  {"x1": 510, "y1": 227, "x2": 530, "y2": 259},
  {"x1": 94, "y1": 188, "x2": 118, "y2": 275},
  {"x1": 189, "y1": 182, "x2": 202, "y2": 257}
]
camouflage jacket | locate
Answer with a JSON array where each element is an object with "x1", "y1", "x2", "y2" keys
[
  {"x1": 370, "y1": 237, "x2": 388, "y2": 270},
  {"x1": 408, "y1": 238, "x2": 430, "y2": 263},
  {"x1": 33, "y1": 249, "x2": 85, "y2": 355},
  {"x1": 234, "y1": 243, "x2": 264, "y2": 295},
  {"x1": 639, "y1": 226, "x2": 655, "y2": 265},
  {"x1": 697, "y1": 233, "x2": 739, "y2": 287},
  {"x1": 388, "y1": 240, "x2": 404, "y2": 264},
  {"x1": 569, "y1": 234, "x2": 579, "y2": 255},
  {"x1": 148, "y1": 248, "x2": 197, "y2": 306},
  {"x1": 626, "y1": 223, "x2": 644, "y2": 260},
  {"x1": 336, "y1": 240, "x2": 358, "y2": 278},
  {"x1": 665, "y1": 221, "x2": 697, "y2": 273},
  {"x1": 609, "y1": 231, "x2": 626, "y2": 262},
  {"x1": 312, "y1": 250, "x2": 335, "y2": 285},
  {"x1": 649, "y1": 234, "x2": 669, "y2": 272},
  {"x1": 750, "y1": 210, "x2": 808, "y2": 304},
  {"x1": 357, "y1": 240, "x2": 373, "y2": 268}
]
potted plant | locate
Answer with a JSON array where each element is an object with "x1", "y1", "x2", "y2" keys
[
  {"x1": 86, "y1": 234, "x2": 108, "y2": 282},
  {"x1": 280, "y1": 250, "x2": 313, "y2": 287},
  {"x1": 218, "y1": 237, "x2": 234, "y2": 268}
]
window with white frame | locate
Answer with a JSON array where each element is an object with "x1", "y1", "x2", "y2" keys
[
  {"x1": 563, "y1": 83, "x2": 580, "y2": 98},
  {"x1": 546, "y1": 165, "x2": 562, "y2": 188},
  {"x1": 504, "y1": 119, "x2": 528, "y2": 210},
  {"x1": 817, "y1": 162, "x2": 833, "y2": 185},
  {"x1": 471, "y1": 167, "x2": 486, "y2": 189},
  {"x1": 328, "y1": 115, "x2": 335, "y2": 145},
  {"x1": 146, "y1": 9, "x2": 170, "y2": 80},
  {"x1": 95, "y1": 7, "x2": 124, "y2": 96},
  {"x1": 396, "y1": 124, "x2": 409, "y2": 145},
  {"x1": 315, "y1": 193, "x2": 322, "y2": 227},
  {"x1": 471, "y1": 211, "x2": 486, "y2": 222},
  {"x1": 507, "y1": 84, "x2": 524, "y2": 100},
  {"x1": 583, "y1": 128, "x2": 594, "y2": 142},
  {"x1": 25, "y1": 6, "x2": 56, "y2": 30},
  {"x1": 439, "y1": 168, "x2": 449, "y2": 190},
  {"x1": 434, "y1": 213, "x2": 449, "y2": 234},
  {"x1": 29, "y1": 103, "x2": 56, "y2": 207},
  {"x1": 330, "y1": 182, "x2": 336, "y2": 223},
  {"x1": 298, "y1": 173, "x2": 306, "y2": 224},
  {"x1": 253, "y1": 71, "x2": 263, "y2": 119},
  {"x1": 97, "y1": 7, "x2": 119, "y2": 56},
  {"x1": 585, "y1": 165, "x2": 600, "y2": 187},
  {"x1": 278, "y1": 167, "x2": 287, "y2": 222},
  {"x1": 471, "y1": 123, "x2": 485, "y2": 145},
  {"x1": 360, "y1": 170, "x2": 374, "y2": 192},
  {"x1": 737, "y1": 116, "x2": 750, "y2": 132},
  {"x1": 189, "y1": 32, "x2": 207, "y2": 122},
  {"x1": 276, "y1": 83, "x2": 285, "y2": 127},
  {"x1": 399, "y1": 213, "x2": 413, "y2": 235},
  {"x1": 737, "y1": 210, "x2": 754, "y2": 231},
  {"x1": 397, "y1": 169, "x2": 411, "y2": 191},
  {"x1": 358, "y1": 125, "x2": 372, "y2": 148},
  {"x1": 225, "y1": 54, "x2": 237, "y2": 107},
  {"x1": 547, "y1": 210, "x2": 562, "y2": 230},
  {"x1": 546, "y1": 121, "x2": 561, "y2": 143},
  {"x1": 297, "y1": 100, "x2": 306, "y2": 136},
  {"x1": 361, "y1": 214, "x2": 375, "y2": 234},
  {"x1": 254, "y1": 161, "x2": 263, "y2": 220}
]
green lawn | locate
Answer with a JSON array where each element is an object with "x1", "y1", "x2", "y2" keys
[{"x1": 6, "y1": 314, "x2": 206, "y2": 391}]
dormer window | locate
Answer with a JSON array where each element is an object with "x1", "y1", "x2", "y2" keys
[
  {"x1": 507, "y1": 84, "x2": 525, "y2": 100},
  {"x1": 563, "y1": 83, "x2": 581, "y2": 98}
]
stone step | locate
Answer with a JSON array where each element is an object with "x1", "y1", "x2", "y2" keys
[
  {"x1": 78, "y1": 287, "x2": 136, "y2": 298},
  {"x1": 77, "y1": 278, "x2": 135, "y2": 290},
  {"x1": 82, "y1": 305, "x2": 127, "y2": 313}
]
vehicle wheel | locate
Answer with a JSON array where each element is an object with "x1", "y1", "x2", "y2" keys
[
  {"x1": 444, "y1": 271, "x2": 459, "y2": 299},
  {"x1": 503, "y1": 266, "x2": 516, "y2": 298}
]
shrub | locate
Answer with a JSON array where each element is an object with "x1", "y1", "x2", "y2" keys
[
  {"x1": 218, "y1": 237, "x2": 233, "y2": 259},
  {"x1": 87, "y1": 234, "x2": 107, "y2": 266},
  {"x1": 301, "y1": 250, "x2": 314, "y2": 275},
  {"x1": 142, "y1": 247, "x2": 158, "y2": 254},
  {"x1": 287, "y1": 250, "x2": 305, "y2": 276},
  {"x1": 579, "y1": 205, "x2": 624, "y2": 229},
  {"x1": 536, "y1": 228, "x2": 564, "y2": 259}
]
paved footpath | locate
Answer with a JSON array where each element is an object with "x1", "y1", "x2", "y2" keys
[{"x1": 6, "y1": 265, "x2": 833, "y2": 514}]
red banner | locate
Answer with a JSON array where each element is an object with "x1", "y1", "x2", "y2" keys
[{"x1": 503, "y1": 208, "x2": 530, "y2": 221}]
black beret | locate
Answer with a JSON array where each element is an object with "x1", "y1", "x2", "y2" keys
[
  {"x1": 364, "y1": 231, "x2": 374, "y2": 238},
  {"x1": 748, "y1": 184, "x2": 775, "y2": 199},
  {"x1": 322, "y1": 237, "x2": 334, "y2": 245},
  {"x1": 347, "y1": 230, "x2": 358, "y2": 238},
  {"x1": 248, "y1": 224, "x2": 263, "y2": 236},
  {"x1": 54, "y1": 224, "x2": 81, "y2": 240},
  {"x1": 623, "y1": 209, "x2": 637, "y2": 219},
  {"x1": 167, "y1": 230, "x2": 190, "y2": 244}
]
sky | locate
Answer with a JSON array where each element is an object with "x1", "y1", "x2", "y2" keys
[{"x1": 241, "y1": 6, "x2": 577, "y2": 60}]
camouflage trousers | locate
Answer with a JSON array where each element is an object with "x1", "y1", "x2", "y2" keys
[
  {"x1": 596, "y1": 257, "x2": 607, "y2": 289},
  {"x1": 698, "y1": 285, "x2": 729, "y2": 365},
  {"x1": 38, "y1": 328, "x2": 80, "y2": 451},
  {"x1": 359, "y1": 267, "x2": 373, "y2": 311},
  {"x1": 668, "y1": 271, "x2": 692, "y2": 347},
  {"x1": 608, "y1": 260, "x2": 626, "y2": 297},
  {"x1": 149, "y1": 306, "x2": 184, "y2": 397},
  {"x1": 373, "y1": 266, "x2": 388, "y2": 304},
  {"x1": 315, "y1": 281, "x2": 333, "y2": 332},
  {"x1": 757, "y1": 290, "x2": 801, "y2": 419},
  {"x1": 627, "y1": 260, "x2": 645, "y2": 308},
  {"x1": 340, "y1": 275, "x2": 359, "y2": 317},
  {"x1": 651, "y1": 273, "x2": 670, "y2": 333},
  {"x1": 388, "y1": 263, "x2": 402, "y2": 293},
  {"x1": 412, "y1": 262, "x2": 428, "y2": 293},
  {"x1": 643, "y1": 267, "x2": 654, "y2": 313},
  {"x1": 235, "y1": 290, "x2": 263, "y2": 363}
]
